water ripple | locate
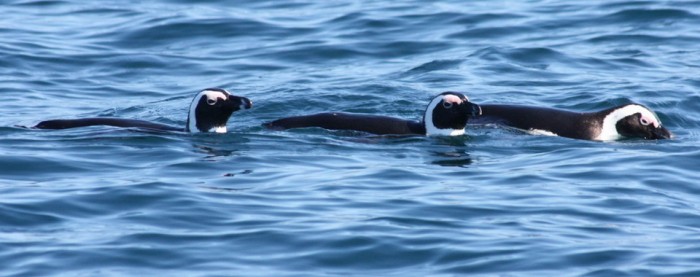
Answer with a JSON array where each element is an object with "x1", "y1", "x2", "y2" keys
[{"x1": 2, "y1": 0, "x2": 700, "y2": 276}]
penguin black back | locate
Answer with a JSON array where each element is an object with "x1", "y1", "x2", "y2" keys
[
  {"x1": 264, "y1": 113, "x2": 425, "y2": 135},
  {"x1": 473, "y1": 103, "x2": 671, "y2": 141},
  {"x1": 35, "y1": 88, "x2": 252, "y2": 133},
  {"x1": 35, "y1": 118, "x2": 181, "y2": 132},
  {"x1": 263, "y1": 92, "x2": 481, "y2": 136}
]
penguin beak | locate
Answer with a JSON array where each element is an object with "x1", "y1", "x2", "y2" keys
[
  {"x1": 651, "y1": 126, "x2": 672, "y2": 139},
  {"x1": 468, "y1": 102, "x2": 482, "y2": 117}
]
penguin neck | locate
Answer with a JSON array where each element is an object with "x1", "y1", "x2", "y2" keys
[
  {"x1": 185, "y1": 110, "x2": 199, "y2": 133},
  {"x1": 422, "y1": 118, "x2": 465, "y2": 136},
  {"x1": 185, "y1": 111, "x2": 228, "y2": 133},
  {"x1": 424, "y1": 124, "x2": 465, "y2": 136},
  {"x1": 185, "y1": 117, "x2": 192, "y2": 132},
  {"x1": 593, "y1": 108, "x2": 621, "y2": 141},
  {"x1": 186, "y1": 103, "x2": 230, "y2": 133},
  {"x1": 187, "y1": 98, "x2": 200, "y2": 133}
]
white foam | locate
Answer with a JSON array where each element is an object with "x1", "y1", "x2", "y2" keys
[
  {"x1": 527, "y1": 129, "x2": 558, "y2": 137},
  {"x1": 212, "y1": 126, "x2": 227, "y2": 133}
]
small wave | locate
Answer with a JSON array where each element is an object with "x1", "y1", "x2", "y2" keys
[
  {"x1": 586, "y1": 34, "x2": 700, "y2": 45},
  {"x1": 115, "y1": 18, "x2": 313, "y2": 48},
  {"x1": 9, "y1": 0, "x2": 67, "y2": 7},
  {"x1": 448, "y1": 26, "x2": 538, "y2": 40},
  {"x1": 602, "y1": 8, "x2": 699, "y2": 23}
]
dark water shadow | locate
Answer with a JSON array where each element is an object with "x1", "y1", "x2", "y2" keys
[
  {"x1": 189, "y1": 133, "x2": 250, "y2": 160},
  {"x1": 428, "y1": 136, "x2": 474, "y2": 167}
]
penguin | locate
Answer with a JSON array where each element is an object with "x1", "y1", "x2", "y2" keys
[
  {"x1": 471, "y1": 103, "x2": 672, "y2": 141},
  {"x1": 263, "y1": 92, "x2": 481, "y2": 136},
  {"x1": 34, "y1": 88, "x2": 252, "y2": 133}
]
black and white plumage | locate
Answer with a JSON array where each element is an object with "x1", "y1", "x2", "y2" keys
[
  {"x1": 472, "y1": 103, "x2": 672, "y2": 141},
  {"x1": 263, "y1": 92, "x2": 481, "y2": 136},
  {"x1": 34, "y1": 88, "x2": 252, "y2": 133}
]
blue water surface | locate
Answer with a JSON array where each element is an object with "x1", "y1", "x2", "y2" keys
[{"x1": 2, "y1": 0, "x2": 700, "y2": 276}]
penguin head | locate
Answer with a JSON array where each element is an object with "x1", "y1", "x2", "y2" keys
[
  {"x1": 597, "y1": 104, "x2": 671, "y2": 140},
  {"x1": 186, "y1": 88, "x2": 252, "y2": 133},
  {"x1": 423, "y1": 92, "x2": 482, "y2": 136}
]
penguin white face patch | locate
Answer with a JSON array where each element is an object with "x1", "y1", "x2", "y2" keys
[
  {"x1": 442, "y1": 94, "x2": 464, "y2": 105},
  {"x1": 424, "y1": 93, "x2": 469, "y2": 136},
  {"x1": 638, "y1": 113, "x2": 659, "y2": 128},
  {"x1": 201, "y1": 90, "x2": 228, "y2": 104},
  {"x1": 596, "y1": 104, "x2": 662, "y2": 141},
  {"x1": 187, "y1": 89, "x2": 231, "y2": 133}
]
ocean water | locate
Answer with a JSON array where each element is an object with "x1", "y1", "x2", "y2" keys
[{"x1": 2, "y1": 0, "x2": 700, "y2": 276}]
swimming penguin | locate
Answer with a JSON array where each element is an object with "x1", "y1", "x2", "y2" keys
[
  {"x1": 471, "y1": 103, "x2": 672, "y2": 141},
  {"x1": 34, "y1": 88, "x2": 252, "y2": 133},
  {"x1": 263, "y1": 92, "x2": 481, "y2": 136}
]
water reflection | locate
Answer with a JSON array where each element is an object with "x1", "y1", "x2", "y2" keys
[
  {"x1": 194, "y1": 144, "x2": 239, "y2": 158},
  {"x1": 429, "y1": 137, "x2": 473, "y2": 167},
  {"x1": 223, "y1": 169, "x2": 254, "y2": 177},
  {"x1": 430, "y1": 149, "x2": 473, "y2": 167},
  {"x1": 190, "y1": 134, "x2": 250, "y2": 159}
]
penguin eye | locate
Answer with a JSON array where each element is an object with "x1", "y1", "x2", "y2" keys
[
  {"x1": 442, "y1": 101, "x2": 454, "y2": 109},
  {"x1": 207, "y1": 98, "x2": 217, "y2": 105},
  {"x1": 640, "y1": 118, "x2": 650, "y2": 126}
]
